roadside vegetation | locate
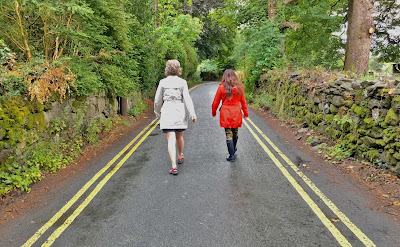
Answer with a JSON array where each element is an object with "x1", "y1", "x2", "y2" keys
[{"x1": 1, "y1": 0, "x2": 400, "y2": 195}]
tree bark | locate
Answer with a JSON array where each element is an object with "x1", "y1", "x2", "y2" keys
[
  {"x1": 344, "y1": 0, "x2": 375, "y2": 75},
  {"x1": 41, "y1": 15, "x2": 49, "y2": 62},
  {"x1": 268, "y1": 0, "x2": 277, "y2": 20},
  {"x1": 14, "y1": 0, "x2": 32, "y2": 61},
  {"x1": 155, "y1": 0, "x2": 159, "y2": 27}
]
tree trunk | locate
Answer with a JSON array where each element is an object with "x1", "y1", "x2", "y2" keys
[
  {"x1": 41, "y1": 16, "x2": 49, "y2": 62},
  {"x1": 155, "y1": 0, "x2": 159, "y2": 27},
  {"x1": 344, "y1": 0, "x2": 375, "y2": 75},
  {"x1": 268, "y1": 0, "x2": 277, "y2": 20},
  {"x1": 15, "y1": 1, "x2": 32, "y2": 61}
]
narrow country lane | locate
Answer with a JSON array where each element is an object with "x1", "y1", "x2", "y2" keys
[{"x1": 1, "y1": 82, "x2": 399, "y2": 247}]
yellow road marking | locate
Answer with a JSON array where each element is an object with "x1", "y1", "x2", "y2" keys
[
  {"x1": 24, "y1": 82, "x2": 203, "y2": 246},
  {"x1": 245, "y1": 118, "x2": 376, "y2": 247},
  {"x1": 22, "y1": 118, "x2": 158, "y2": 247},
  {"x1": 42, "y1": 122, "x2": 159, "y2": 246},
  {"x1": 190, "y1": 84, "x2": 202, "y2": 90},
  {"x1": 243, "y1": 120, "x2": 352, "y2": 246}
]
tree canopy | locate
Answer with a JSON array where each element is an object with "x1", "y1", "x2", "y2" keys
[{"x1": 0, "y1": 0, "x2": 399, "y2": 100}]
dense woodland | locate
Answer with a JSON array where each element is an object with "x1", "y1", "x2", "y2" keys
[
  {"x1": 0, "y1": 0, "x2": 399, "y2": 194},
  {"x1": 0, "y1": 0, "x2": 399, "y2": 97}
]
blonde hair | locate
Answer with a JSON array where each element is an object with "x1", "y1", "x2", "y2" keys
[{"x1": 165, "y1": 60, "x2": 182, "y2": 76}]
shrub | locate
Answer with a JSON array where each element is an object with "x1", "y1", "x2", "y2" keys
[
  {"x1": 128, "y1": 101, "x2": 147, "y2": 117},
  {"x1": 199, "y1": 59, "x2": 220, "y2": 80}
]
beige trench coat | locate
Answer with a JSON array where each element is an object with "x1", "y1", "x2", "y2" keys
[{"x1": 154, "y1": 76, "x2": 196, "y2": 130}]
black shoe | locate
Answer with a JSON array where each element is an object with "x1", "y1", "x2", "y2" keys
[
  {"x1": 226, "y1": 140, "x2": 236, "y2": 162},
  {"x1": 226, "y1": 155, "x2": 235, "y2": 162}
]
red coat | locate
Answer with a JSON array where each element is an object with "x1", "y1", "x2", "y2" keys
[{"x1": 212, "y1": 83, "x2": 249, "y2": 128}]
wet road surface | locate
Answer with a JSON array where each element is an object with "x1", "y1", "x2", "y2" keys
[{"x1": 1, "y1": 82, "x2": 400, "y2": 247}]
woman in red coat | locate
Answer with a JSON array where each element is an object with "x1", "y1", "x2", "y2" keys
[{"x1": 212, "y1": 69, "x2": 249, "y2": 162}]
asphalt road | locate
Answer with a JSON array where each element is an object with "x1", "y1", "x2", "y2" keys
[{"x1": 1, "y1": 82, "x2": 400, "y2": 247}]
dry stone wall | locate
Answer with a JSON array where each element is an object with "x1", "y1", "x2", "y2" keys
[
  {"x1": 259, "y1": 70, "x2": 400, "y2": 176},
  {"x1": 0, "y1": 92, "x2": 140, "y2": 164}
]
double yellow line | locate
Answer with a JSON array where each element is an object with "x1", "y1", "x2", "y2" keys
[
  {"x1": 22, "y1": 118, "x2": 159, "y2": 247},
  {"x1": 243, "y1": 118, "x2": 375, "y2": 247},
  {"x1": 23, "y1": 83, "x2": 202, "y2": 247}
]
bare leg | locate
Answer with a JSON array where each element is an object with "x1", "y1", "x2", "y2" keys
[
  {"x1": 166, "y1": 132, "x2": 177, "y2": 168},
  {"x1": 176, "y1": 131, "x2": 184, "y2": 159}
]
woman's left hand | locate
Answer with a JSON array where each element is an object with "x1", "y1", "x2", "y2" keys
[{"x1": 193, "y1": 118, "x2": 197, "y2": 122}]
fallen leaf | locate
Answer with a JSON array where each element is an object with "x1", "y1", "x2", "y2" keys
[
  {"x1": 331, "y1": 217, "x2": 340, "y2": 222},
  {"x1": 393, "y1": 201, "x2": 400, "y2": 206},
  {"x1": 302, "y1": 164, "x2": 310, "y2": 168}
]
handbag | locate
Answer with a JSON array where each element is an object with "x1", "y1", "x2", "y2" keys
[{"x1": 218, "y1": 95, "x2": 227, "y2": 112}]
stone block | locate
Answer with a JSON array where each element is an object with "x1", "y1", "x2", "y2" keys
[
  {"x1": 367, "y1": 99, "x2": 380, "y2": 109},
  {"x1": 393, "y1": 163, "x2": 400, "y2": 177},
  {"x1": 384, "y1": 108, "x2": 400, "y2": 126},
  {"x1": 331, "y1": 96, "x2": 344, "y2": 107}
]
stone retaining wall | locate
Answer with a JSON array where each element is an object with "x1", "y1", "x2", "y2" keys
[
  {"x1": 0, "y1": 91, "x2": 141, "y2": 163},
  {"x1": 259, "y1": 70, "x2": 400, "y2": 176}
]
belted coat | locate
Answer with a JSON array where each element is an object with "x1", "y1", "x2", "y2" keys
[
  {"x1": 154, "y1": 76, "x2": 196, "y2": 130},
  {"x1": 212, "y1": 83, "x2": 248, "y2": 128}
]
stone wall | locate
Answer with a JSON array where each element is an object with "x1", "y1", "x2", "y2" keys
[
  {"x1": 0, "y1": 91, "x2": 141, "y2": 163},
  {"x1": 258, "y1": 70, "x2": 400, "y2": 176}
]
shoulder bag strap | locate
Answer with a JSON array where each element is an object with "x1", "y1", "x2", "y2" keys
[{"x1": 218, "y1": 95, "x2": 227, "y2": 111}]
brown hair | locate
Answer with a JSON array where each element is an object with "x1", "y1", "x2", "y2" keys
[
  {"x1": 165, "y1": 60, "x2": 182, "y2": 76},
  {"x1": 222, "y1": 69, "x2": 243, "y2": 98}
]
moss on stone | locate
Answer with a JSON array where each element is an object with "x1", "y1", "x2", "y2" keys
[
  {"x1": 364, "y1": 118, "x2": 376, "y2": 128},
  {"x1": 393, "y1": 163, "x2": 400, "y2": 177},
  {"x1": 360, "y1": 136, "x2": 384, "y2": 147},
  {"x1": 366, "y1": 149, "x2": 379, "y2": 161},
  {"x1": 6, "y1": 128, "x2": 24, "y2": 145},
  {"x1": 325, "y1": 126, "x2": 340, "y2": 138},
  {"x1": 357, "y1": 128, "x2": 367, "y2": 135},
  {"x1": 25, "y1": 114, "x2": 36, "y2": 130},
  {"x1": 375, "y1": 139, "x2": 386, "y2": 147},
  {"x1": 325, "y1": 114, "x2": 334, "y2": 123},
  {"x1": 367, "y1": 127, "x2": 383, "y2": 139},
  {"x1": 351, "y1": 104, "x2": 370, "y2": 118},
  {"x1": 393, "y1": 96, "x2": 400, "y2": 102},
  {"x1": 343, "y1": 100, "x2": 353, "y2": 108},
  {"x1": 0, "y1": 128, "x2": 6, "y2": 137},
  {"x1": 347, "y1": 133, "x2": 357, "y2": 142},
  {"x1": 312, "y1": 113, "x2": 323, "y2": 124},
  {"x1": 384, "y1": 108, "x2": 399, "y2": 125},
  {"x1": 72, "y1": 100, "x2": 80, "y2": 109},
  {"x1": 1, "y1": 118, "x2": 15, "y2": 131},
  {"x1": 29, "y1": 100, "x2": 45, "y2": 113},
  {"x1": 381, "y1": 151, "x2": 398, "y2": 166},
  {"x1": 43, "y1": 102, "x2": 53, "y2": 111},
  {"x1": 330, "y1": 104, "x2": 338, "y2": 114}
]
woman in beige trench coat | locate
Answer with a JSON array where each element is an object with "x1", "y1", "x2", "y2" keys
[{"x1": 154, "y1": 60, "x2": 197, "y2": 175}]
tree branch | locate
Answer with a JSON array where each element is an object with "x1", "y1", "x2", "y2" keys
[
  {"x1": 285, "y1": 0, "x2": 298, "y2": 5},
  {"x1": 281, "y1": 21, "x2": 299, "y2": 31},
  {"x1": 331, "y1": 0, "x2": 342, "y2": 10},
  {"x1": 0, "y1": 29, "x2": 25, "y2": 51}
]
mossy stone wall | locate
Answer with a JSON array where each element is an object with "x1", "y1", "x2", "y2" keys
[
  {"x1": 0, "y1": 92, "x2": 141, "y2": 164},
  {"x1": 258, "y1": 70, "x2": 400, "y2": 176}
]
